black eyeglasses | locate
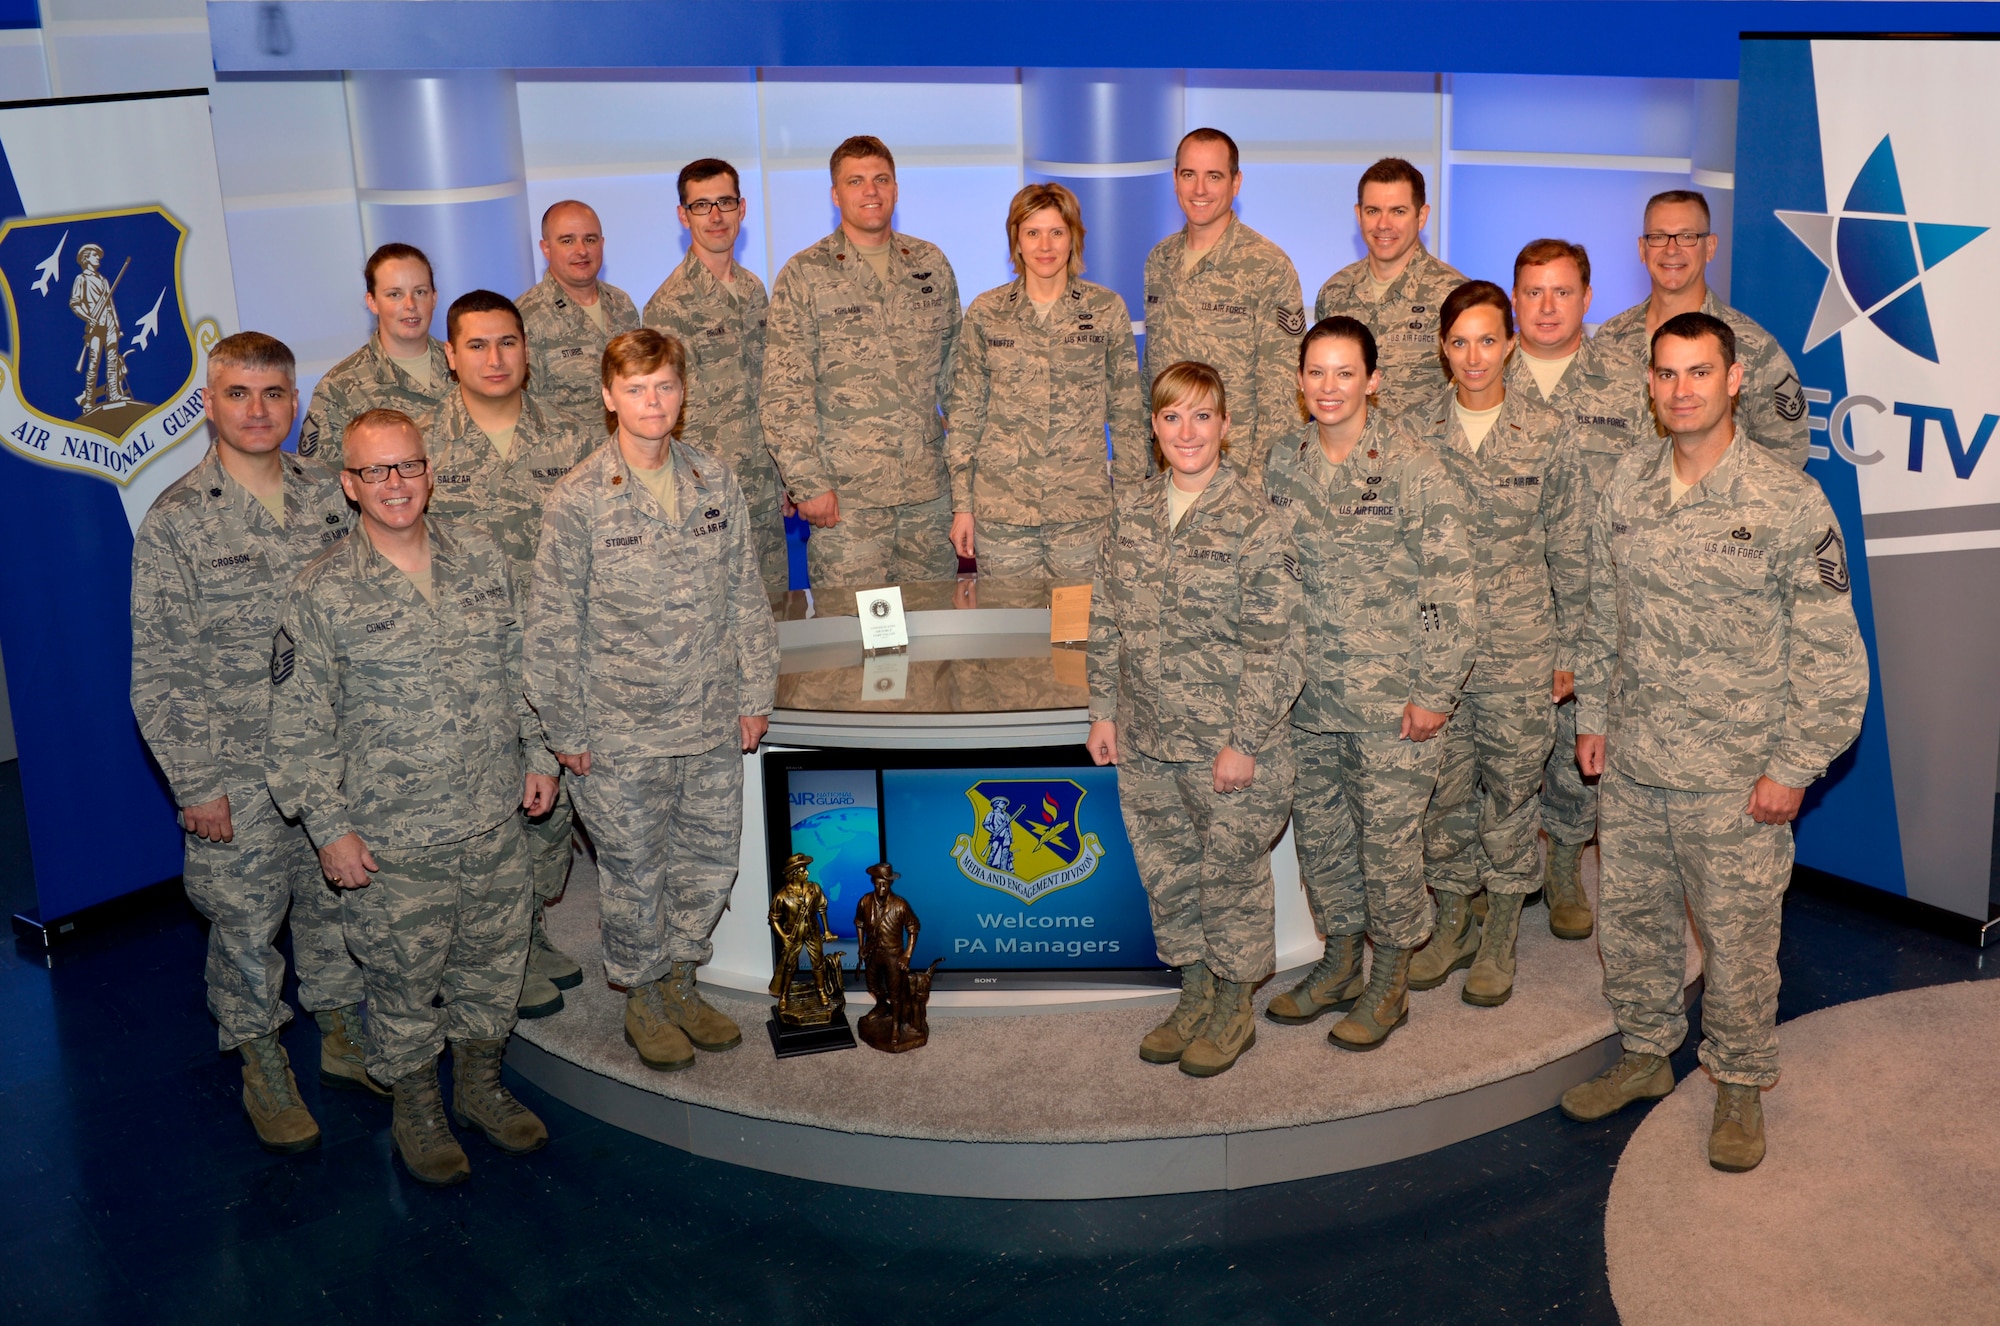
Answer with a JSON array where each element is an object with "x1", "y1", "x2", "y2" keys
[
  {"x1": 684, "y1": 197, "x2": 742, "y2": 216},
  {"x1": 345, "y1": 458, "x2": 430, "y2": 484},
  {"x1": 1642, "y1": 231, "x2": 1711, "y2": 249}
]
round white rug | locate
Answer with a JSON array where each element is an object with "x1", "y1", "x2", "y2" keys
[{"x1": 1606, "y1": 979, "x2": 2000, "y2": 1325}]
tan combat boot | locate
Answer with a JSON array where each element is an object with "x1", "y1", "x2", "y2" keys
[
  {"x1": 625, "y1": 982, "x2": 696, "y2": 1071},
  {"x1": 450, "y1": 1038, "x2": 549, "y2": 1155},
  {"x1": 1180, "y1": 978, "x2": 1257, "y2": 1077},
  {"x1": 390, "y1": 1062, "x2": 471, "y2": 1186},
  {"x1": 1709, "y1": 1082, "x2": 1767, "y2": 1172},
  {"x1": 1328, "y1": 945, "x2": 1412, "y2": 1051},
  {"x1": 1544, "y1": 840, "x2": 1594, "y2": 940},
  {"x1": 1265, "y1": 934, "x2": 1366, "y2": 1025},
  {"x1": 530, "y1": 904, "x2": 584, "y2": 990},
  {"x1": 315, "y1": 1004, "x2": 389, "y2": 1098},
  {"x1": 238, "y1": 1031, "x2": 321, "y2": 1154},
  {"x1": 660, "y1": 961, "x2": 742, "y2": 1051},
  {"x1": 1463, "y1": 892, "x2": 1525, "y2": 1006},
  {"x1": 1560, "y1": 1051, "x2": 1675, "y2": 1121},
  {"x1": 1408, "y1": 891, "x2": 1481, "y2": 991},
  {"x1": 1139, "y1": 962, "x2": 1215, "y2": 1064}
]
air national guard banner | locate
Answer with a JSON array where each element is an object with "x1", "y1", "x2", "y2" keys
[
  {"x1": 1736, "y1": 38, "x2": 2000, "y2": 925},
  {"x1": 0, "y1": 89, "x2": 236, "y2": 921}
]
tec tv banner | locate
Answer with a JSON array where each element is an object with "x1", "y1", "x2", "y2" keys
[
  {"x1": 0, "y1": 89, "x2": 237, "y2": 920},
  {"x1": 1735, "y1": 37, "x2": 2000, "y2": 922}
]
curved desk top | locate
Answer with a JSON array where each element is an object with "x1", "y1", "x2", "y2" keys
[{"x1": 769, "y1": 578, "x2": 1090, "y2": 750}]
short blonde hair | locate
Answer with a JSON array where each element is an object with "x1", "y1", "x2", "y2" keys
[
  {"x1": 1006, "y1": 182, "x2": 1086, "y2": 280},
  {"x1": 600, "y1": 328, "x2": 689, "y2": 438},
  {"x1": 1149, "y1": 361, "x2": 1230, "y2": 459}
]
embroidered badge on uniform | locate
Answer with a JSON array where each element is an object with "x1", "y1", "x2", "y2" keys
[
  {"x1": 1283, "y1": 553, "x2": 1304, "y2": 582},
  {"x1": 270, "y1": 627, "x2": 295, "y2": 685},
  {"x1": 1815, "y1": 526, "x2": 1851, "y2": 592},
  {"x1": 1276, "y1": 306, "x2": 1306, "y2": 336},
  {"x1": 1774, "y1": 372, "x2": 1808, "y2": 422}
]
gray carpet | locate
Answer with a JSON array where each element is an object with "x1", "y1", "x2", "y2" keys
[
  {"x1": 1606, "y1": 980, "x2": 2000, "y2": 1325},
  {"x1": 521, "y1": 846, "x2": 1698, "y2": 1144}
]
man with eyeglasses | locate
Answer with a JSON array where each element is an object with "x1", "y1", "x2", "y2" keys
[
  {"x1": 132, "y1": 331, "x2": 368, "y2": 1156},
  {"x1": 1590, "y1": 190, "x2": 1809, "y2": 468},
  {"x1": 420, "y1": 289, "x2": 600, "y2": 1020},
  {"x1": 763, "y1": 134, "x2": 961, "y2": 588},
  {"x1": 268, "y1": 407, "x2": 560, "y2": 1186},
  {"x1": 644, "y1": 159, "x2": 788, "y2": 600},
  {"x1": 518, "y1": 200, "x2": 642, "y2": 428}
]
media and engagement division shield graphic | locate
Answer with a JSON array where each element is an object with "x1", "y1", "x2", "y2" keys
[
  {"x1": 951, "y1": 778, "x2": 1105, "y2": 904},
  {"x1": 0, "y1": 205, "x2": 218, "y2": 484}
]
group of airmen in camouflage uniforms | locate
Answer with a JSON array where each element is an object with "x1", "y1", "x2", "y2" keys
[{"x1": 130, "y1": 124, "x2": 1865, "y2": 1184}]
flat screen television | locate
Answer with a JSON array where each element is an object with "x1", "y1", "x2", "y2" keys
[{"x1": 761, "y1": 746, "x2": 1172, "y2": 990}]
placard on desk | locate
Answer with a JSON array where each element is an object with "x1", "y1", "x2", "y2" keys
[
  {"x1": 854, "y1": 585, "x2": 909, "y2": 653},
  {"x1": 1049, "y1": 583, "x2": 1091, "y2": 643}
]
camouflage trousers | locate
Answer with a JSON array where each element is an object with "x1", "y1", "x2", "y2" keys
[
  {"x1": 1292, "y1": 727, "x2": 1444, "y2": 950},
  {"x1": 1117, "y1": 739, "x2": 1296, "y2": 983},
  {"x1": 525, "y1": 781, "x2": 576, "y2": 906},
  {"x1": 744, "y1": 468, "x2": 794, "y2": 601},
  {"x1": 1425, "y1": 687, "x2": 1554, "y2": 897},
  {"x1": 182, "y1": 788, "x2": 364, "y2": 1051},
  {"x1": 572, "y1": 741, "x2": 743, "y2": 987},
  {"x1": 973, "y1": 517, "x2": 1106, "y2": 585},
  {"x1": 1598, "y1": 769, "x2": 1792, "y2": 1088},
  {"x1": 1541, "y1": 698, "x2": 1598, "y2": 846},
  {"x1": 339, "y1": 815, "x2": 531, "y2": 1085},
  {"x1": 805, "y1": 493, "x2": 956, "y2": 589}
]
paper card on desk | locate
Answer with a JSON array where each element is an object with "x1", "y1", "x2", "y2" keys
[
  {"x1": 860, "y1": 650, "x2": 909, "y2": 701},
  {"x1": 855, "y1": 585, "x2": 908, "y2": 652},
  {"x1": 1049, "y1": 583, "x2": 1091, "y2": 643},
  {"x1": 1049, "y1": 645, "x2": 1087, "y2": 689}
]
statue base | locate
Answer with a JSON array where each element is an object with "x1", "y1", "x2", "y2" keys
[
  {"x1": 857, "y1": 1004, "x2": 929, "y2": 1054},
  {"x1": 766, "y1": 1007, "x2": 857, "y2": 1058}
]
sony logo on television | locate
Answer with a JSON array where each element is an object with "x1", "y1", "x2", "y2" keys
[{"x1": 789, "y1": 791, "x2": 857, "y2": 807}]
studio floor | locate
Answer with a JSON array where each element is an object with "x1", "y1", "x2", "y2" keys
[{"x1": 4, "y1": 758, "x2": 1996, "y2": 1326}]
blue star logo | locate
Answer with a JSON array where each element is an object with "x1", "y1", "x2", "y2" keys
[{"x1": 1777, "y1": 135, "x2": 1986, "y2": 363}]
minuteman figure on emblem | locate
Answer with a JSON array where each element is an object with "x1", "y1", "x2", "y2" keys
[{"x1": 70, "y1": 241, "x2": 132, "y2": 415}]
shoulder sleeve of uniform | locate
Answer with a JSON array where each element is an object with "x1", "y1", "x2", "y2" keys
[
  {"x1": 1765, "y1": 483, "x2": 1869, "y2": 787},
  {"x1": 264, "y1": 578, "x2": 356, "y2": 848},
  {"x1": 1225, "y1": 500, "x2": 1305, "y2": 756}
]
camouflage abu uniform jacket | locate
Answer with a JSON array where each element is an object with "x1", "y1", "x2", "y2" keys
[
  {"x1": 1575, "y1": 430, "x2": 1868, "y2": 792},
  {"x1": 1264, "y1": 415, "x2": 1475, "y2": 732},
  {"x1": 266, "y1": 520, "x2": 556, "y2": 851},
  {"x1": 1141, "y1": 215, "x2": 1307, "y2": 478},
  {"x1": 1506, "y1": 337, "x2": 1651, "y2": 504},
  {"x1": 1589, "y1": 288, "x2": 1810, "y2": 470},
  {"x1": 1314, "y1": 246, "x2": 1466, "y2": 420},
  {"x1": 516, "y1": 271, "x2": 642, "y2": 426},
  {"x1": 760, "y1": 229, "x2": 960, "y2": 507},
  {"x1": 1088, "y1": 460, "x2": 1304, "y2": 762},
  {"x1": 1406, "y1": 387, "x2": 1589, "y2": 691},
  {"x1": 418, "y1": 388, "x2": 599, "y2": 576},
  {"x1": 130, "y1": 446, "x2": 352, "y2": 807},
  {"x1": 524, "y1": 439, "x2": 778, "y2": 760},
  {"x1": 300, "y1": 334, "x2": 452, "y2": 463},
  {"x1": 945, "y1": 275, "x2": 1149, "y2": 525},
  {"x1": 642, "y1": 250, "x2": 779, "y2": 507}
]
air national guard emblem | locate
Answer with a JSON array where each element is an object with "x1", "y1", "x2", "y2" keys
[
  {"x1": 0, "y1": 206, "x2": 220, "y2": 484},
  {"x1": 950, "y1": 779, "x2": 1105, "y2": 904}
]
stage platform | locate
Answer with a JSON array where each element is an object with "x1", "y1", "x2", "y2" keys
[{"x1": 510, "y1": 850, "x2": 1700, "y2": 1199}]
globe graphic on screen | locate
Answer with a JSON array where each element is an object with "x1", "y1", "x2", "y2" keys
[{"x1": 790, "y1": 806, "x2": 880, "y2": 914}]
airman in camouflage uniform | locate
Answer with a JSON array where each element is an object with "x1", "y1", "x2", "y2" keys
[
  {"x1": 420, "y1": 289, "x2": 601, "y2": 1016},
  {"x1": 300, "y1": 243, "x2": 450, "y2": 463},
  {"x1": 1314, "y1": 159, "x2": 1465, "y2": 420},
  {"x1": 645, "y1": 252, "x2": 786, "y2": 599},
  {"x1": 1563, "y1": 313, "x2": 1867, "y2": 1173},
  {"x1": 517, "y1": 200, "x2": 642, "y2": 426},
  {"x1": 1406, "y1": 298, "x2": 1588, "y2": 1007},
  {"x1": 268, "y1": 409, "x2": 557, "y2": 1184},
  {"x1": 1263, "y1": 364, "x2": 1475, "y2": 1049},
  {"x1": 762, "y1": 137, "x2": 960, "y2": 589},
  {"x1": 131, "y1": 332, "x2": 368, "y2": 1154},
  {"x1": 948, "y1": 274, "x2": 1148, "y2": 582},
  {"x1": 1141, "y1": 133, "x2": 1306, "y2": 480},
  {"x1": 1510, "y1": 239, "x2": 1656, "y2": 941},
  {"x1": 1589, "y1": 191, "x2": 1809, "y2": 469},
  {"x1": 1088, "y1": 364, "x2": 1303, "y2": 1078},
  {"x1": 526, "y1": 340, "x2": 779, "y2": 1073}
]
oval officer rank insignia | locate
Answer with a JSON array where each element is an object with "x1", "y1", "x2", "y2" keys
[
  {"x1": 0, "y1": 205, "x2": 221, "y2": 485},
  {"x1": 950, "y1": 779, "x2": 1106, "y2": 905}
]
